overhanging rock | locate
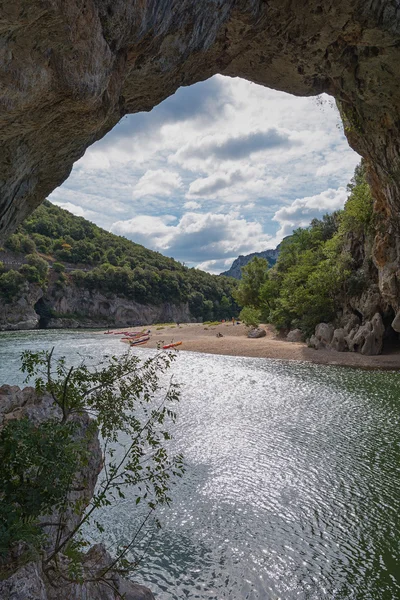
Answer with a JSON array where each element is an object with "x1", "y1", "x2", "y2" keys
[{"x1": 1, "y1": 1, "x2": 400, "y2": 306}]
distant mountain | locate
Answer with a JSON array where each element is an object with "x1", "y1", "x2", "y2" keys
[{"x1": 221, "y1": 246, "x2": 281, "y2": 279}]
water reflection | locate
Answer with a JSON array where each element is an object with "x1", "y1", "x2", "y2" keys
[{"x1": 0, "y1": 331, "x2": 399, "y2": 599}]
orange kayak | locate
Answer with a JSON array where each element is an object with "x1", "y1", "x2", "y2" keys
[{"x1": 162, "y1": 341, "x2": 182, "y2": 349}]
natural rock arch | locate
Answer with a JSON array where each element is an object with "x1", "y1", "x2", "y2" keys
[{"x1": 1, "y1": 0, "x2": 400, "y2": 307}]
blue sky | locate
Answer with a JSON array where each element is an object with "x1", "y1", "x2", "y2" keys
[{"x1": 49, "y1": 75, "x2": 360, "y2": 273}]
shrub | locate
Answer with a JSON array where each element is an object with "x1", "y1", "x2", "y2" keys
[
  {"x1": 239, "y1": 306, "x2": 261, "y2": 328},
  {"x1": 25, "y1": 254, "x2": 49, "y2": 281},
  {"x1": 0, "y1": 349, "x2": 185, "y2": 579},
  {"x1": 53, "y1": 262, "x2": 65, "y2": 273},
  {"x1": 19, "y1": 264, "x2": 41, "y2": 284},
  {"x1": 0, "y1": 418, "x2": 84, "y2": 555},
  {"x1": 0, "y1": 270, "x2": 24, "y2": 302}
]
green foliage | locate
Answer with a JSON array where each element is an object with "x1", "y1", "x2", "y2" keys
[
  {"x1": 5, "y1": 233, "x2": 36, "y2": 254},
  {"x1": 52, "y1": 262, "x2": 65, "y2": 273},
  {"x1": 0, "y1": 269, "x2": 24, "y2": 302},
  {"x1": 25, "y1": 254, "x2": 49, "y2": 281},
  {"x1": 0, "y1": 200, "x2": 238, "y2": 320},
  {"x1": 19, "y1": 264, "x2": 41, "y2": 283},
  {"x1": 0, "y1": 418, "x2": 83, "y2": 556},
  {"x1": 235, "y1": 162, "x2": 374, "y2": 336},
  {"x1": 340, "y1": 161, "x2": 373, "y2": 235},
  {"x1": 17, "y1": 348, "x2": 185, "y2": 574},
  {"x1": 234, "y1": 257, "x2": 269, "y2": 309},
  {"x1": 239, "y1": 306, "x2": 261, "y2": 328}
]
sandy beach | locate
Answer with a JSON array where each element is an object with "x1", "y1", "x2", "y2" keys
[{"x1": 103, "y1": 322, "x2": 400, "y2": 370}]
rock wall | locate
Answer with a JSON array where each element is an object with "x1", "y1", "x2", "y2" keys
[
  {"x1": 221, "y1": 246, "x2": 280, "y2": 279},
  {"x1": 0, "y1": 284, "x2": 43, "y2": 330},
  {"x1": 307, "y1": 228, "x2": 400, "y2": 356},
  {"x1": 0, "y1": 281, "x2": 192, "y2": 331},
  {"x1": 0, "y1": 384, "x2": 155, "y2": 600},
  {"x1": 2, "y1": 2, "x2": 400, "y2": 318}
]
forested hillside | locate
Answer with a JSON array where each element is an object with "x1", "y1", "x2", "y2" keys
[
  {"x1": 235, "y1": 161, "x2": 387, "y2": 353},
  {"x1": 0, "y1": 201, "x2": 238, "y2": 324}
]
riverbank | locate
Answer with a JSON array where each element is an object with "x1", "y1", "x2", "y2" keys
[{"x1": 106, "y1": 322, "x2": 400, "y2": 369}]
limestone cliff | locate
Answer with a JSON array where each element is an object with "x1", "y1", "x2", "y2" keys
[
  {"x1": 221, "y1": 246, "x2": 281, "y2": 279},
  {"x1": 308, "y1": 227, "x2": 399, "y2": 356},
  {"x1": 2, "y1": 1, "x2": 400, "y2": 321},
  {"x1": 0, "y1": 280, "x2": 192, "y2": 331}
]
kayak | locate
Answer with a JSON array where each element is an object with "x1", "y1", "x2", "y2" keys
[
  {"x1": 121, "y1": 332, "x2": 145, "y2": 340},
  {"x1": 130, "y1": 335, "x2": 150, "y2": 346},
  {"x1": 162, "y1": 341, "x2": 182, "y2": 349}
]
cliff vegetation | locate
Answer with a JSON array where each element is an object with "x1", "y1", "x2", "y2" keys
[
  {"x1": 0, "y1": 201, "x2": 238, "y2": 328},
  {"x1": 0, "y1": 349, "x2": 182, "y2": 599},
  {"x1": 235, "y1": 162, "x2": 390, "y2": 354}
]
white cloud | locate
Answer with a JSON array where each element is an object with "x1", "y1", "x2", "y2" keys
[
  {"x1": 196, "y1": 257, "x2": 236, "y2": 274},
  {"x1": 187, "y1": 170, "x2": 246, "y2": 198},
  {"x1": 131, "y1": 169, "x2": 182, "y2": 200},
  {"x1": 183, "y1": 200, "x2": 201, "y2": 210},
  {"x1": 51, "y1": 75, "x2": 361, "y2": 268},
  {"x1": 273, "y1": 187, "x2": 349, "y2": 238},
  {"x1": 111, "y1": 211, "x2": 273, "y2": 265}
]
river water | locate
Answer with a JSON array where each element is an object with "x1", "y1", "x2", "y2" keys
[{"x1": 0, "y1": 330, "x2": 399, "y2": 599}]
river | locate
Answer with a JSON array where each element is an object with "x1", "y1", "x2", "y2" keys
[{"x1": 0, "y1": 330, "x2": 399, "y2": 599}]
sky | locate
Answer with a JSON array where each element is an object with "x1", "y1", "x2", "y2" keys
[{"x1": 49, "y1": 75, "x2": 360, "y2": 274}]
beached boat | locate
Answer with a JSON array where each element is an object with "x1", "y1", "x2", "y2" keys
[
  {"x1": 129, "y1": 339, "x2": 149, "y2": 346},
  {"x1": 129, "y1": 335, "x2": 150, "y2": 346},
  {"x1": 162, "y1": 341, "x2": 182, "y2": 349}
]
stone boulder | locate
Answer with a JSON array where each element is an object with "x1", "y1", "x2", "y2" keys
[
  {"x1": 315, "y1": 323, "x2": 334, "y2": 346},
  {"x1": 343, "y1": 313, "x2": 361, "y2": 334},
  {"x1": 391, "y1": 309, "x2": 400, "y2": 333},
  {"x1": 0, "y1": 545, "x2": 155, "y2": 600},
  {"x1": 286, "y1": 329, "x2": 303, "y2": 342},
  {"x1": 308, "y1": 334, "x2": 324, "y2": 350},
  {"x1": 346, "y1": 312, "x2": 385, "y2": 355},
  {"x1": 247, "y1": 327, "x2": 266, "y2": 339},
  {"x1": 331, "y1": 328, "x2": 347, "y2": 352}
]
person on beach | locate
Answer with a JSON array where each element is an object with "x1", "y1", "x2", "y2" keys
[{"x1": 232, "y1": 317, "x2": 235, "y2": 325}]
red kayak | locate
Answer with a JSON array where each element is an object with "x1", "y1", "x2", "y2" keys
[{"x1": 162, "y1": 341, "x2": 182, "y2": 349}]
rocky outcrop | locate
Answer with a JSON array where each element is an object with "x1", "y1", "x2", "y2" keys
[
  {"x1": 0, "y1": 384, "x2": 155, "y2": 600},
  {"x1": 2, "y1": 2, "x2": 400, "y2": 314},
  {"x1": 0, "y1": 281, "x2": 192, "y2": 331},
  {"x1": 286, "y1": 329, "x2": 303, "y2": 343},
  {"x1": 221, "y1": 246, "x2": 281, "y2": 279},
  {"x1": 247, "y1": 327, "x2": 266, "y2": 338},
  {"x1": 309, "y1": 312, "x2": 387, "y2": 356},
  {"x1": 47, "y1": 284, "x2": 191, "y2": 328},
  {"x1": 0, "y1": 283, "x2": 42, "y2": 330},
  {"x1": 0, "y1": 544, "x2": 155, "y2": 600}
]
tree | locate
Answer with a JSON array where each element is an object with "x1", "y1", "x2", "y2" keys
[
  {"x1": 234, "y1": 256, "x2": 269, "y2": 309},
  {"x1": 219, "y1": 294, "x2": 232, "y2": 319},
  {"x1": 0, "y1": 348, "x2": 184, "y2": 586},
  {"x1": 0, "y1": 270, "x2": 24, "y2": 302},
  {"x1": 202, "y1": 299, "x2": 214, "y2": 321},
  {"x1": 239, "y1": 306, "x2": 261, "y2": 328},
  {"x1": 25, "y1": 253, "x2": 49, "y2": 283}
]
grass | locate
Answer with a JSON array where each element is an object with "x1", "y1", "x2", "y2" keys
[{"x1": 203, "y1": 321, "x2": 221, "y2": 326}]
